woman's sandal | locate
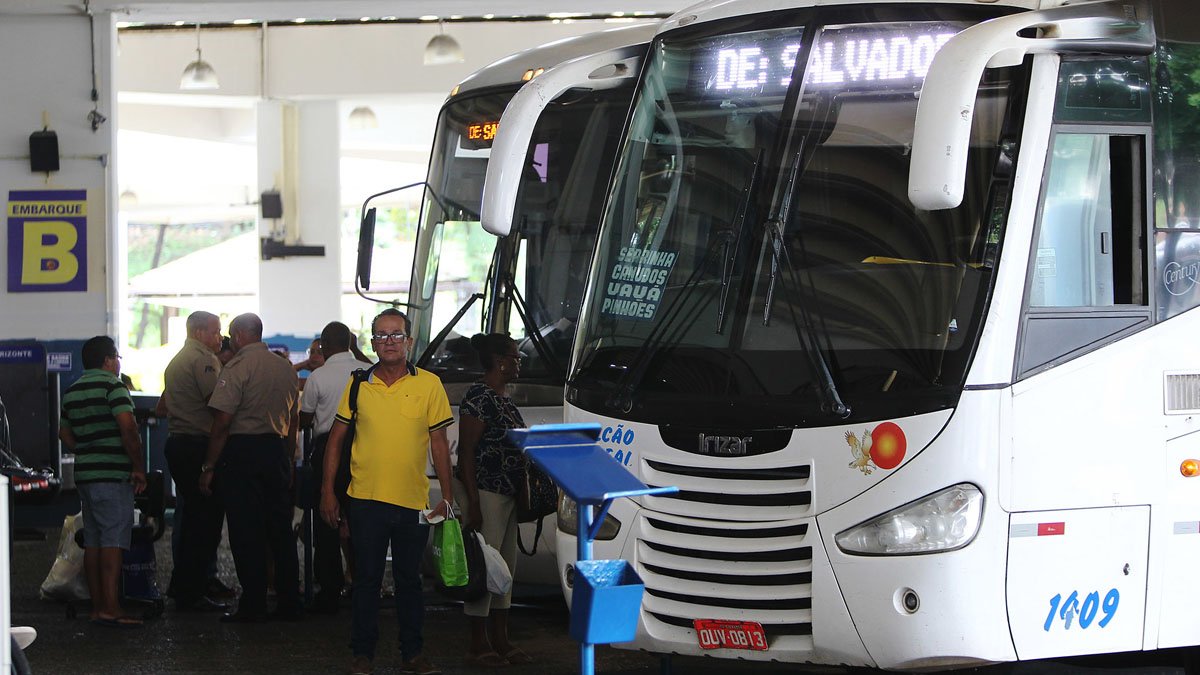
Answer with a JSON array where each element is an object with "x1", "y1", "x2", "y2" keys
[
  {"x1": 90, "y1": 615, "x2": 143, "y2": 628},
  {"x1": 501, "y1": 647, "x2": 533, "y2": 665},
  {"x1": 464, "y1": 651, "x2": 509, "y2": 668}
]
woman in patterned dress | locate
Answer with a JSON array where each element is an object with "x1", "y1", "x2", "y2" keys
[{"x1": 455, "y1": 333, "x2": 534, "y2": 667}]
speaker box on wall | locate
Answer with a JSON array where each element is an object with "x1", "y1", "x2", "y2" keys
[
  {"x1": 261, "y1": 191, "x2": 283, "y2": 219},
  {"x1": 29, "y1": 130, "x2": 59, "y2": 173}
]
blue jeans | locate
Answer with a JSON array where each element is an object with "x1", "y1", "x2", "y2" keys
[{"x1": 348, "y1": 497, "x2": 429, "y2": 661}]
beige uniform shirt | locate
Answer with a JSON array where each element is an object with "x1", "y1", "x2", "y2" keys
[
  {"x1": 163, "y1": 337, "x2": 221, "y2": 436},
  {"x1": 208, "y1": 342, "x2": 299, "y2": 436}
]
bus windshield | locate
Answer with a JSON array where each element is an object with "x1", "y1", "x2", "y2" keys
[
  {"x1": 570, "y1": 6, "x2": 1019, "y2": 429},
  {"x1": 417, "y1": 86, "x2": 637, "y2": 395},
  {"x1": 411, "y1": 89, "x2": 509, "y2": 382}
]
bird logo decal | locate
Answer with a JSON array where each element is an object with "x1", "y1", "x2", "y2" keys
[
  {"x1": 846, "y1": 422, "x2": 907, "y2": 475},
  {"x1": 846, "y1": 430, "x2": 873, "y2": 474}
]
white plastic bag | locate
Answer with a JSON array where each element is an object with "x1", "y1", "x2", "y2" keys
[
  {"x1": 475, "y1": 532, "x2": 512, "y2": 596},
  {"x1": 40, "y1": 513, "x2": 90, "y2": 601}
]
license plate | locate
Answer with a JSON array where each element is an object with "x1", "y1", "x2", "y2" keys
[{"x1": 693, "y1": 619, "x2": 768, "y2": 651}]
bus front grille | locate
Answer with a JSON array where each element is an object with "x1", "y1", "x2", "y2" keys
[
  {"x1": 641, "y1": 459, "x2": 814, "y2": 519},
  {"x1": 636, "y1": 513, "x2": 814, "y2": 647}
]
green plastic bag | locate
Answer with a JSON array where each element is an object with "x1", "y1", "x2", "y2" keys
[{"x1": 432, "y1": 517, "x2": 468, "y2": 588}]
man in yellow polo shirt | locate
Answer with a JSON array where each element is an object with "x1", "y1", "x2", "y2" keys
[{"x1": 320, "y1": 308, "x2": 453, "y2": 675}]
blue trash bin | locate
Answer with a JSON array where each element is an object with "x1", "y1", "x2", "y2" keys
[{"x1": 569, "y1": 559, "x2": 645, "y2": 644}]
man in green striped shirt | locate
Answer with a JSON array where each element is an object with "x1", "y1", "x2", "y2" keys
[{"x1": 60, "y1": 335, "x2": 147, "y2": 627}]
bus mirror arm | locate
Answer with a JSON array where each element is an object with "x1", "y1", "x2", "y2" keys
[
  {"x1": 908, "y1": 0, "x2": 1152, "y2": 212},
  {"x1": 354, "y1": 181, "x2": 453, "y2": 309},
  {"x1": 481, "y1": 44, "x2": 647, "y2": 237}
]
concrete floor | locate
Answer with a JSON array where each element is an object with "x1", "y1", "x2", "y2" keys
[
  {"x1": 8, "y1": 506, "x2": 806, "y2": 675},
  {"x1": 9, "y1": 500, "x2": 1192, "y2": 675}
]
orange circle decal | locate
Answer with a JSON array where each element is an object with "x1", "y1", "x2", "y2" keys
[{"x1": 869, "y1": 422, "x2": 907, "y2": 470}]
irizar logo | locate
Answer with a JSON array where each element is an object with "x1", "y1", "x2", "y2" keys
[{"x1": 697, "y1": 433, "x2": 751, "y2": 456}]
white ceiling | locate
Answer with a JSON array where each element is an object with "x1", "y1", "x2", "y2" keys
[{"x1": 0, "y1": 0, "x2": 683, "y2": 23}]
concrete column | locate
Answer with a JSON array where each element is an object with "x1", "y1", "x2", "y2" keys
[{"x1": 255, "y1": 99, "x2": 341, "y2": 339}]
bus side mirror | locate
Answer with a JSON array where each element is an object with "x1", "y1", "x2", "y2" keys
[
  {"x1": 357, "y1": 207, "x2": 377, "y2": 291},
  {"x1": 908, "y1": 1, "x2": 1151, "y2": 211},
  {"x1": 481, "y1": 44, "x2": 645, "y2": 237}
]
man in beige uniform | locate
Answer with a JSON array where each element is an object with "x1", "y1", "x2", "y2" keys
[
  {"x1": 162, "y1": 310, "x2": 227, "y2": 612},
  {"x1": 199, "y1": 313, "x2": 300, "y2": 623}
]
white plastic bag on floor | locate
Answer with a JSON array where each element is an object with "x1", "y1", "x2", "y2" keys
[
  {"x1": 39, "y1": 513, "x2": 90, "y2": 601},
  {"x1": 474, "y1": 532, "x2": 512, "y2": 595}
]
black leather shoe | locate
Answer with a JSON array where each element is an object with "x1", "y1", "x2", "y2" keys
[
  {"x1": 268, "y1": 607, "x2": 303, "y2": 622},
  {"x1": 219, "y1": 610, "x2": 267, "y2": 624},
  {"x1": 176, "y1": 597, "x2": 229, "y2": 613}
]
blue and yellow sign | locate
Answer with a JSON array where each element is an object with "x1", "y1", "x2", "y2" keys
[{"x1": 7, "y1": 189, "x2": 87, "y2": 293}]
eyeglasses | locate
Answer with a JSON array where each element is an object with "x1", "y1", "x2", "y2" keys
[
  {"x1": 504, "y1": 353, "x2": 523, "y2": 363},
  {"x1": 371, "y1": 332, "x2": 409, "y2": 343}
]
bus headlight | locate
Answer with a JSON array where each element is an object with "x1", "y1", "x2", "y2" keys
[
  {"x1": 835, "y1": 483, "x2": 983, "y2": 555},
  {"x1": 556, "y1": 494, "x2": 621, "y2": 540}
]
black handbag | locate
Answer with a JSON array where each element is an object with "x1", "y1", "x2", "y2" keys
[
  {"x1": 516, "y1": 462, "x2": 558, "y2": 556},
  {"x1": 518, "y1": 463, "x2": 557, "y2": 523},
  {"x1": 434, "y1": 526, "x2": 488, "y2": 601}
]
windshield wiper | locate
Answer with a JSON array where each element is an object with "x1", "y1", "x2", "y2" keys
[
  {"x1": 762, "y1": 148, "x2": 800, "y2": 326},
  {"x1": 761, "y1": 150, "x2": 851, "y2": 419},
  {"x1": 417, "y1": 242, "x2": 502, "y2": 368},
  {"x1": 497, "y1": 271, "x2": 566, "y2": 383},
  {"x1": 716, "y1": 148, "x2": 763, "y2": 334}
]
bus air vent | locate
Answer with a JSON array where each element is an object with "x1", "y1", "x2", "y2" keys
[{"x1": 1164, "y1": 372, "x2": 1200, "y2": 414}]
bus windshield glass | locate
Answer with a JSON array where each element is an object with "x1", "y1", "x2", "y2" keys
[
  {"x1": 418, "y1": 86, "x2": 637, "y2": 394},
  {"x1": 412, "y1": 89, "x2": 510, "y2": 383},
  {"x1": 570, "y1": 7, "x2": 1018, "y2": 429}
]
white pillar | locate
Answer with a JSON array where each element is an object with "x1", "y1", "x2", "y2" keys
[{"x1": 255, "y1": 99, "x2": 342, "y2": 339}]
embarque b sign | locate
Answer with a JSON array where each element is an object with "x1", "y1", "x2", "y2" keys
[{"x1": 7, "y1": 189, "x2": 87, "y2": 293}]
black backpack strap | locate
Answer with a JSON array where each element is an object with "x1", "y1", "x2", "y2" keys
[
  {"x1": 348, "y1": 363, "x2": 380, "y2": 416},
  {"x1": 516, "y1": 516, "x2": 545, "y2": 556}
]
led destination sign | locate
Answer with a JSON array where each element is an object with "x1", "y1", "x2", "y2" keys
[
  {"x1": 466, "y1": 120, "x2": 499, "y2": 143},
  {"x1": 701, "y1": 23, "x2": 959, "y2": 96}
]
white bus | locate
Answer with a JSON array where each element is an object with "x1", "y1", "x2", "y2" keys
[
  {"x1": 366, "y1": 23, "x2": 659, "y2": 578},
  {"x1": 481, "y1": 0, "x2": 1200, "y2": 668}
]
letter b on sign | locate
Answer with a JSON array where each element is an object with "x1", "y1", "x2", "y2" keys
[{"x1": 23, "y1": 221, "x2": 79, "y2": 285}]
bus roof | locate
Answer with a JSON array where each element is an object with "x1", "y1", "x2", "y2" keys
[
  {"x1": 655, "y1": 0, "x2": 1093, "y2": 34},
  {"x1": 448, "y1": 22, "x2": 661, "y2": 101}
]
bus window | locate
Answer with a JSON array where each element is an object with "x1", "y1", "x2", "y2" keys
[
  {"x1": 1020, "y1": 131, "x2": 1149, "y2": 377},
  {"x1": 1030, "y1": 133, "x2": 1145, "y2": 308},
  {"x1": 1153, "y1": 31, "x2": 1200, "y2": 319}
]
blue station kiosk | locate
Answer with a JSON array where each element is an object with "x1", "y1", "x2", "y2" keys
[{"x1": 509, "y1": 424, "x2": 677, "y2": 675}]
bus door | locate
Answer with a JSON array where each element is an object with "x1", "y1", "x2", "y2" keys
[{"x1": 1007, "y1": 56, "x2": 1156, "y2": 659}]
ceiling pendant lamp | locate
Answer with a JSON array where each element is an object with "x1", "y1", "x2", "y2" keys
[
  {"x1": 180, "y1": 24, "x2": 219, "y2": 90},
  {"x1": 348, "y1": 106, "x2": 379, "y2": 129},
  {"x1": 423, "y1": 20, "x2": 464, "y2": 66}
]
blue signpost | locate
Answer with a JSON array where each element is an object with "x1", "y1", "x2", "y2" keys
[{"x1": 509, "y1": 424, "x2": 677, "y2": 675}]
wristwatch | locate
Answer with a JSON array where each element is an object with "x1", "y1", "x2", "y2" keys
[{"x1": 200, "y1": 463, "x2": 215, "y2": 473}]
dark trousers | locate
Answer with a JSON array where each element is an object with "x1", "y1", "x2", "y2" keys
[
  {"x1": 216, "y1": 434, "x2": 299, "y2": 615},
  {"x1": 309, "y1": 433, "x2": 347, "y2": 603},
  {"x1": 165, "y1": 434, "x2": 225, "y2": 606},
  {"x1": 348, "y1": 497, "x2": 429, "y2": 660}
]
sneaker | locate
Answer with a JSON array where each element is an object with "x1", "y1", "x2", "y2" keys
[
  {"x1": 348, "y1": 655, "x2": 373, "y2": 675},
  {"x1": 400, "y1": 655, "x2": 441, "y2": 675}
]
